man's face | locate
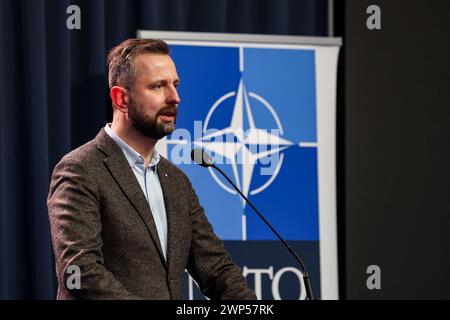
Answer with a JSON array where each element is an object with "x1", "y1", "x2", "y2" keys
[{"x1": 127, "y1": 53, "x2": 180, "y2": 140}]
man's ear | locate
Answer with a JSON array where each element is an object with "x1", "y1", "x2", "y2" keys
[{"x1": 110, "y1": 86, "x2": 129, "y2": 113}]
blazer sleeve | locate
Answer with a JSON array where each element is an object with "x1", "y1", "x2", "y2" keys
[
  {"x1": 47, "y1": 156, "x2": 139, "y2": 299},
  {"x1": 184, "y1": 178, "x2": 257, "y2": 300}
]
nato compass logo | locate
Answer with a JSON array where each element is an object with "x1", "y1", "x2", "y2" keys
[
  {"x1": 193, "y1": 78, "x2": 294, "y2": 208},
  {"x1": 167, "y1": 45, "x2": 319, "y2": 241}
]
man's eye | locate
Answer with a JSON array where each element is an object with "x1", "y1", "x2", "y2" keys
[{"x1": 153, "y1": 84, "x2": 163, "y2": 90}]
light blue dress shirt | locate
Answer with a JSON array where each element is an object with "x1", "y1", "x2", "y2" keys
[{"x1": 104, "y1": 124, "x2": 168, "y2": 260}]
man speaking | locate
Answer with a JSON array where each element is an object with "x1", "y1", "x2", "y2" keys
[{"x1": 47, "y1": 38, "x2": 256, "y2": 300}]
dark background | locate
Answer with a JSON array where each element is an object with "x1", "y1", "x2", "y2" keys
[
  {"x1": 336, "y1": 0, "x2": 450, "y2": 299},
  {"x1": 1, "y1": 0, "x2": 450, "y2": 299}
]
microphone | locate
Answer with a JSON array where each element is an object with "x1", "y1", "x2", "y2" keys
[{"x1": 190, "y1": 148, "x2": 315, "y2": 300}]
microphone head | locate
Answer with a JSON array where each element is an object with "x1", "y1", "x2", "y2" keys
[{"x1": 191, "y1": 148, "x2": 214, "y2": 167}]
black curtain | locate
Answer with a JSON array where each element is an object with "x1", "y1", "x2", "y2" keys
[{"x1": 0, "y1": 0, "x2": 328, "y2": 299}]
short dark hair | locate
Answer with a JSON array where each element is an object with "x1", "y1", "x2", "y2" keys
[{"x1": 107, "y1": 38, "x2": 170, "y2": 89}]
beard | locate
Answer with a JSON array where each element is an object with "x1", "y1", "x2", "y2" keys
[{"x1": 128, "y1": 98, "x2": 177, "y2": 140}]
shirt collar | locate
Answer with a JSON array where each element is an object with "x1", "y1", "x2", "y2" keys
[{"x1": 104, "y1": 124, "x2": 160, "y2": 170}]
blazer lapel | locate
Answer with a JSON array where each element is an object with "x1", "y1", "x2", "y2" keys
[
  {"x1": 157, "y1": 159, "x2": 185, "y2": 274},
  {"x1": 95, "y1": 129, "x2": 167, "y2": 267}
]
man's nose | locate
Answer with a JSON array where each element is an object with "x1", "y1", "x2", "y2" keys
[{"x1": 166, "y1": 84, "x2": 180, "y2": 105}]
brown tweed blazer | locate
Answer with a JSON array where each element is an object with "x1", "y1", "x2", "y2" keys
[{"x1": 47, "y1": 128, "x2": 256, "y2": 300}]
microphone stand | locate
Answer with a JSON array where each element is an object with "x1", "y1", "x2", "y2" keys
[{"x1": 211, "y1": 163, "x2": 315, "y2": 300}]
